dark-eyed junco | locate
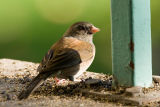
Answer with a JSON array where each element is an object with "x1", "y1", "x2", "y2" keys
[{"x1": 18, "y1": 22, "x2": 100, "y2": 100}]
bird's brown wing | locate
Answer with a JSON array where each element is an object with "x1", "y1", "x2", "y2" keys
[
  {"x1": 49, "y1": 48, "x2": 82, "y2": 71},
  {"x1": 37, "y1": 46, "x2": 82, "y2": 73}
]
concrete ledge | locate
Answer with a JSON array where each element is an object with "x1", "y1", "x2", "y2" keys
[
  {"x1": 0, "y1": 59, "x2": 115, "y2": 107},
  {"x1": 0, "y1": 59, "x2": 160, "y2": 106}
]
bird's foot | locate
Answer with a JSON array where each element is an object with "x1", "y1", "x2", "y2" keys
[{"x1": 54, "y1": 77, "x2": 68, "y2": 84}]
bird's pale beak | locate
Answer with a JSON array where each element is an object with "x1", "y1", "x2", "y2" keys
[{"x1": 91, "y1": 26, "x2": 100, "y2": 33}]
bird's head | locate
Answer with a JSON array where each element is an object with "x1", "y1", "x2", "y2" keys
[{"x1": 64, "y1": 22, "x2": 100, "y2": 42}]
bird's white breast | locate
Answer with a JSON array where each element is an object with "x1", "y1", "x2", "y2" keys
[{"x1": 74, "y1": 44, "x2": 95, "y2": 79}]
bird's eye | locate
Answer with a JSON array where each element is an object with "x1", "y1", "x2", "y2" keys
[{"x1": 78, "y1": 25, "x2": 85, "y2": 30}]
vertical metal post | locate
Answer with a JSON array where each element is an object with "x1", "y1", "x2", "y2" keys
[{"x1": 111, "y1": 0, "x2": 152, "y2": 87}]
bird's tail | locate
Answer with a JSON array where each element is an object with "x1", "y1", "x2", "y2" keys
[{"x1": 18, "y1": 72, "x2": 51, "y2": 100}]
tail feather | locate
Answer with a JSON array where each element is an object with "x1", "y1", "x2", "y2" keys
[{"x1": 18, "y1": 73, "x2": 51, "y2": 100}]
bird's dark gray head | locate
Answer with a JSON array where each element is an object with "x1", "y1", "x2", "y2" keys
[{"x1": 64, "y1": 22, "x2": 100, "y2": 42}]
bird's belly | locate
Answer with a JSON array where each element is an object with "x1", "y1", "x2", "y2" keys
[
  {"x1": 74, "y1": 44, "x2": 95, "y2": 78},
  {"x1": 74, "y1": 56, "x2": 94, "y2": 78}
]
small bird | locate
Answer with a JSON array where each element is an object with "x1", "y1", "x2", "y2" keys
[{"x1": 18, "y1": 22, "x2": 100, "y2": 100}]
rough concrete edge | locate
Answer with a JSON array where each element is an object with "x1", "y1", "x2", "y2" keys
[{"x1": 79, "y1": 86, "x2": 160, "y2": 106}]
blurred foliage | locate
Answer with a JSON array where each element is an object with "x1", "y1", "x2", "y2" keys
[{"x1": 0, "y1": 0, "x2": 159, "y2": 74}]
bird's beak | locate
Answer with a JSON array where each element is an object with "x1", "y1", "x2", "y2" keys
[{"x1": 91, "y1": 26, "x2": 100, "y2": 33}]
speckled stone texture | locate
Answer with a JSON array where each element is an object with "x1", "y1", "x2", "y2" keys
[
  {"x1": 0, "y1": 59, "x2": 118, "y2": 107},
  {"x1": 1, "y1": 59, "x2": 160, "y2": 107}
]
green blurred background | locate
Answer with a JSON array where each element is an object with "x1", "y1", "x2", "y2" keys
[{"x1": 0, "y1": 0, "x2": 159, "y2": 75}]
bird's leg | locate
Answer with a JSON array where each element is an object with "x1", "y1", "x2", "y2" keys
[
  {"x1": 68, "y1": 76, "x2": 74, "y2": 81},
  {"x1": 69, "y1": 76, "x2": 83, "y2": 82}
]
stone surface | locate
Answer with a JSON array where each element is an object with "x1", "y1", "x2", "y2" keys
[
  {"x1": 125, "y1": 86, "x2": 143, "y2": 97},
  {"x1": 0, "y1": 58, "x2": 160, "y2": 106},
  {"x1": 0, "y1": 59, "x2": 119, "y2": 107}
]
